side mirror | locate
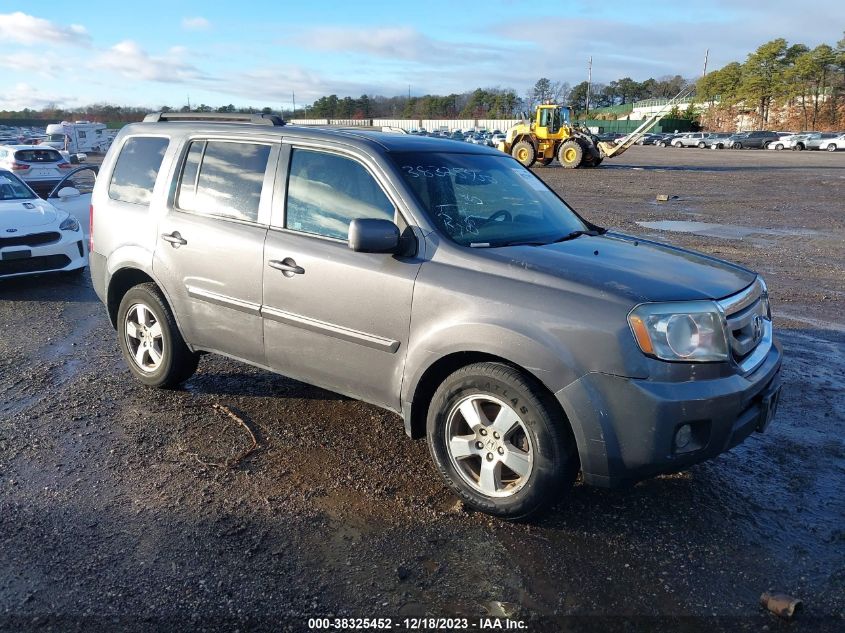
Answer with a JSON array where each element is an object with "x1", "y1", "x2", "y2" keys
[
  {"x1": 348, "y1": 218, "x2": 401, "y2": 254},
  {"x1": 57, "y1": 186, "x2": 81, "y2": 199}
]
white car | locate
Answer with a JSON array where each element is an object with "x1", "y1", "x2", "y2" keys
[
  {"x1": 0, "y1": 144, "x2": 75, "y2": 196},
  {"x1": 820, "y1": 133, "x2": 845, "y2": 152},
  {"x1": 765, "y1": 133, "x2": 800, "y2": 150},
  {"x1": 0, "y1": 169, "x2": 90, "y2": 279}
]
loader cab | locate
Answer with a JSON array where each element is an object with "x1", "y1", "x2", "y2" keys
[{"x1": 536, "y1": 105, "x2": 570, "y2": 137}]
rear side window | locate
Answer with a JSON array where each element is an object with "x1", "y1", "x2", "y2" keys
[
  {"x1": 285, "y1": 149, "x2": 394, "y2": 240},
  {"x1": 14, "y1": 149, "x2": 62, "y2": 163},
  {"x1": 109, "y1": 137, "x2": 169, "y2": 206},
  {"x1": 176, "y1": 140, "x2": 271, "y2": 223}
]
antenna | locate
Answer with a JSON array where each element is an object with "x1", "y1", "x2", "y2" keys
[{"x1": 702, "y1": 48, "x2": 709, "y2": 78}]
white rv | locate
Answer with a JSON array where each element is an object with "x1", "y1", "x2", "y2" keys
[{"x1": 44, "y1": 121, "x2": 110, "y2": 153}]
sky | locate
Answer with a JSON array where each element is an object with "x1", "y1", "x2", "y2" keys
[{"x1": 1, "y1": 1, "x2": 843, "y2": 111}]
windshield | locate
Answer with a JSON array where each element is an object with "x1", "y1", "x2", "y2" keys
[
  {"x1": 392, "y1": 152, "x2": 588, "y2": 247},
  {"x1": 0, "y1": 173, "x2": 36, "y2": 200}
]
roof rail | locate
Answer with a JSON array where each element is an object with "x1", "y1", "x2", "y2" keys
[{"x1": 142, "y1": 112, "x2": 285, "y2": 126}]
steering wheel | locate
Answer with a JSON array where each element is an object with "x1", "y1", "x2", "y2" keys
[{"x1": 481, "y1": 209, "x2": 512, "y2": 226}]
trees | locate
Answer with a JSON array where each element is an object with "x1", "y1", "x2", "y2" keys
[
  {"x1": 738, "y1": 39, "x2": 790, "y2": 126},
  {"x1": 698, "y1": 35, "x2": 844, "y2": 130}
]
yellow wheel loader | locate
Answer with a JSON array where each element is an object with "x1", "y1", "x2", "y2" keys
[
  {"x1": 499, "y1": 105, "x2": 604, "y2": 169},
  {"x1": 499, "y1": 87, "x2": 695, "y2": 168}
]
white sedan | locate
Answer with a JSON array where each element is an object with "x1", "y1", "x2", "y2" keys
[{"x1": 0, "y1": 169, "x2": 89, "y2": 279}]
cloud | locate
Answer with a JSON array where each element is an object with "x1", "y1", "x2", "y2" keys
[
  {"x1": 0, "y1": 11, "x2": 90, "y2": 46},
  {"x1": 221, "y1": 65, "x2": 377, "y2": 104},
  {"x1": 0, "y1": 83, "x2": 78, "y2": 110},
  {"x1": 182, "y1": 16, "x2": 211, "y2": 31},
  {"x1": 92, "y1": 40, "x2": 209, "y2": 84},
  {"x1": 487, "y1": 6, "x2": 845, "y2": 85},
  {"x1": 297, "y1": 26, "x2": 504, "y2": 64},
  {"x1": 0, "y1": 52, "x2": 63, "y2": 79}
]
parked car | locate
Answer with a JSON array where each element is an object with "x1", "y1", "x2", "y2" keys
[
  {"x1": 728, "y1": 131, "x2": 779, "y2": 149},
  {"x1": 0, "y1": 169, "x2": 88, "y2": 278},
  {"x1": 656, "y1": 134, "x2": 682, "y2": 147},
  {"x1": 702, "y1": 133, "x2": 733, "y2": 149},
  {"x1": 0, "y1": 145, "x2": 74, "y2": 195},
  {"x1": 596, "y1": 132, "x2": 624, "y2": 143},
  {"x1": 820, "y1": 133, "x2": 845, "y2": 151},
  {"x1": 765, "y1": 133, "x2": 801, "y2": 150},
  {"x1": 89, "y1": 112, "x2": 782, "y2": 519},
  {"x1": 490, "y1": 133, "x2": 507, "y2": 148},
  {"x1": 790, "y1": 132, "x2": 839, "y2": 151},
  {"x1": 672, "y1": 132, "x2": 708, "y2": 148},
  {"x1": 635, "y1": 133, "x2": 663, "y2": 145}
]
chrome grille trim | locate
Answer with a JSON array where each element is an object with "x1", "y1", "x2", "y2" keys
[
  {"x1": 717, "y1": 277, "x2": 763, "y2": 315},
  {"x1": 718, "y1": 277, "x2": 771, "y2": 373}
]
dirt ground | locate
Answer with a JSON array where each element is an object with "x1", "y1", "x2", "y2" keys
[{"x1": 1, "y1": 146, "x2": 843, "y2": 632}]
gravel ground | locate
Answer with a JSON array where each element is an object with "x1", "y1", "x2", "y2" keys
[{"x1": 1, "y1": 146, "x2": 843, "y2": 632}]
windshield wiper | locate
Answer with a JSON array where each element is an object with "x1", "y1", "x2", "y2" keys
[
  {"x1": 493, "y1": 229, "x2": 601, "y2": 248},
  {"x1": 546, "y1": 229, "x2": 600, "y2": 243}
]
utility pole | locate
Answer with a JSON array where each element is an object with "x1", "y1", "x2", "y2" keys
[
  {"x1": 292, "y1": 91, "x2": 296, "y2": 118},
  {"x1": 702, "y1": 48, "x2": 709, "y2": 78},
  {"x1": 586, "y1": 56, "x2": 592, "y2": 118}
]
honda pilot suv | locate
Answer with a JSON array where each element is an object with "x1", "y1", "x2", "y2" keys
[{"x1": 89, "y1": 113, "x2": 782, "y2": 519}]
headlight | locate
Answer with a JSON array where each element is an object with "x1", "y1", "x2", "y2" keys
[
  {"x1": 59, "y1": 216, "x2": 80, "y2": 232},
  {"x1": 628, "y1": 301, "x2": 729, "y2": 362}
]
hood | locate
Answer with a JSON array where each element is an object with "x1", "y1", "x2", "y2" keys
[
  {"x1": 0, "y1": 199, "x2": 61, "y2": 230},
  {"x1": 478, "y1": 232, "x2": 756, "y2": 303}
]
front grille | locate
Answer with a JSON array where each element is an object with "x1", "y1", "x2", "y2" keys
[
  {"x1": 0, "y1": 254, "x2": 70, "y2": 275},
  {"x1": 0, "y1": 232, "x2": 61, "y2": 248},
  {"x1": 718, "y1": 278, "x2": 771, "y2": 371}
]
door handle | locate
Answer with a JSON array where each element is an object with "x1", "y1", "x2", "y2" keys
[
  {"x1": 161, "y1": 231, "x2": 187, "y2": 247},
  {"x1": 268, "y1": 258, "x2": 305, "y2": 276}
]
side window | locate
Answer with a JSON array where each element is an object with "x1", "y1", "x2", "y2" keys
[
  {"x1": 108, "y1": 137, "x2": 169, "y2": 206},
  {"x1": 78, "y1": 130, "x2": 87, "y2": 139},
  {"x1": 63, "y1": 167, "x2": 97, "y2": 194},
  {"x1": 285, "y1": 149, "x2": 394, "y2": 240},
  {"x1": 176, "y1": 140, "x2": 271, "y2": 223}
]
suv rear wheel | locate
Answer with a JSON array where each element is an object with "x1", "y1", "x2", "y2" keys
[
  {"x1": 117, "y1": 283, "x2": 199, "y2": 388},
  {"x1": 427, "y1": 362, "x2": 578, "y2": 519}
]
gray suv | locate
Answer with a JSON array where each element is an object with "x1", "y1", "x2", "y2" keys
[
  {"x1": 728, "y1": 131, "x2": 779, "y2": 149},
  {"x1": 89, "y1": 113, "x2": 782, "y2": 519}
]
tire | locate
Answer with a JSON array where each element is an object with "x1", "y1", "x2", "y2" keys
[
  {"x1": 774, "y1": 143, "x2": 784, "y2": 150},
  {"x1": 117, "y1": 282, "x2": 199, "y2": 388},
  {"x1": 538, "y1": 157, "x2": 554, "y2": 166},
  {"x1": 511, "y1": 141, "x2": 536, "y2": 167},
  {"x1": 427, "y1": 362, "x2": 578, "y2": 519},
  {"x1": 672, "y1": 141, "x2": 682, "y2": 148},
  {"x1": 697, "y1": 141, "x2": 706, "y2": 148},
  {"x1": 558, "y1": 140, "x2": 584, "y2": 168},
  {"x1": 733, "y1": 142, "x2": 743, "y2": 149},
  {"x1": 826, "y1": 144, "x2": 837, "y2": 152},
  {"x1": 795, "y1": 143, "x2": 804, "y2": 151}
]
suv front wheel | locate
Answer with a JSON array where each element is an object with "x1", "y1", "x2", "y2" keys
[
  {"x1": 117, "y1": 283, "x2": 199, "y2": 388},
  {"x1": 427, "y1": 362, "x2": 578, "y2": 519}
]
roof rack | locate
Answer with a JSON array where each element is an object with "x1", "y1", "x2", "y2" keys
[{"x1": 142, "y1": 112, "x2": 285, "y2": 126}]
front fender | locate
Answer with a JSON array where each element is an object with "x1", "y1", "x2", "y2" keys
[{"x1": 401, "y1": 319, "x2": 582, "y2": 409}]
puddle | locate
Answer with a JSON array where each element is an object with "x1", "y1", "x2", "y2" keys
[{"x1": 636, "y1": 220, "x2": 818, "y2": 240}]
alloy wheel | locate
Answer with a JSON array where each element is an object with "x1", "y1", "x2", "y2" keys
[
  {"x1": 124, "y1": 303, "x2": 164, "y2": 373},
  {"x1": 445, "y1": 394, "x2": 534, "y2": 498}
]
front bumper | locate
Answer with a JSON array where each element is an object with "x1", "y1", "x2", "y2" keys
[
  {"x1": 557, "y1": 339, "x2": 783, "y2": 487},
  {"x1": 0, "y1": 232, "x2": 87, "y2": 279}
]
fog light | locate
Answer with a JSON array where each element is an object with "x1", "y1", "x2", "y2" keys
[{"x1": 675, "y1": 424, "x2": 692, "y2": 449}]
